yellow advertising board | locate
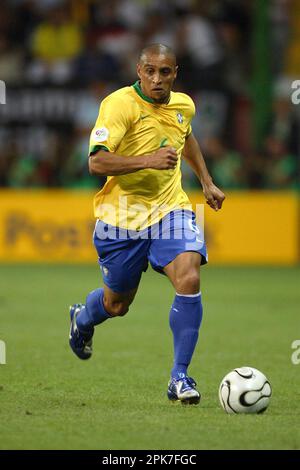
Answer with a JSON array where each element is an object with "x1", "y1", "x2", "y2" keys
[
  {"x1": 0, "y1": 190, "x2": 94, "y2": 263},
  {"x1": 189, "y1": 191, "x2": 299, "y2": 265},
  {"x1": 0, "y1": 190, "x2": 298, "y2": 264}
]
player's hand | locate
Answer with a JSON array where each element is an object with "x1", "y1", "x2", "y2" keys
[
  {"x1": 202, "y1": 181, "x2": 225, "y2": 211},
  {"x1": 149, "y1": 146, "x2": 178, "y2": 170}
]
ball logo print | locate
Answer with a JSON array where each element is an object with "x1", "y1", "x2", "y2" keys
[{"x1": 219, "y1": 367, "x2": 272, "y2": 414}]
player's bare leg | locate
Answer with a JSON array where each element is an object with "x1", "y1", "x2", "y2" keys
[
  {"x1": 163, "y1": 251, "x2": 201, "y2": 294},
  {"x1": 163, "y1": 252, "x2": 202, "y2": 404},
  {"x1": 69, "y1": 285, "x2": 138, "y2": 360},
  {"x1": 102, "y1": 285, "x2": 138, "y2": 317}
]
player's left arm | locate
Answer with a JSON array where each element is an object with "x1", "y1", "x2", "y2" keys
[{"x1": 183, "y1": 132, "x2": 225, "y2": 211}]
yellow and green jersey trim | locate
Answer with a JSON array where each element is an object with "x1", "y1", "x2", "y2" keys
[
  {"x1": 89, "y1": 144, "x2": 109, "y2": 155},
  {"x1": 132, "y1": 81, "x2": 171, "y2": 105},
  {"x1": 132, "y1": 81, "x2": 155, "y2": 103}
]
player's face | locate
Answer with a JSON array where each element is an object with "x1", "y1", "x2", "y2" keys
[{"x1": 137, "y1": 54, "x2": 178, "y2": 104}]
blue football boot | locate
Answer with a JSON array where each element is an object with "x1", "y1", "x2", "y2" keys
[
  {"x1": 167, "y1": 375, "x2": 201, "y2": 405},
  {"x1": 69, "y1": 304, "x2": 94, "y2": 360}
]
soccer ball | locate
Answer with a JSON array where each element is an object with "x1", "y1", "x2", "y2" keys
[{"x1": 219, "y1": 366, "x2": 272, "y2": 414}]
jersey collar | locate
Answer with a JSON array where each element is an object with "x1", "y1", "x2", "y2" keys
[
  {"x1": 132, "y1": 81, "x2": 171, "y2": 105},
  {"x1": 132, "y1": 81, "x2": 155, "y2": 103}
]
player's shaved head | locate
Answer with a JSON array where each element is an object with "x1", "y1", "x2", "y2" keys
[
  {"x1": 137, "y1": 43, "x2": 178, "y2": 104},
  {"x1": 139, "y1": 44, "x2": 176, "y2": 66}
]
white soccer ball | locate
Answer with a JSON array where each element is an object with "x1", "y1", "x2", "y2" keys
[{"x1": 219, "y1": 366, "x2": 272, "y2": 414}]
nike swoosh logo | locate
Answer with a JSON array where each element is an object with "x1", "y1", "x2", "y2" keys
[
  {"x1": 69, "y1": 307, "x2": 79, "y2": 339},
  {"x1": 69, "y1": 322, "x2": 73, "y2": 340},
  {"x1": 159, "y1": 138, "x2": 168, "y2": 148}
]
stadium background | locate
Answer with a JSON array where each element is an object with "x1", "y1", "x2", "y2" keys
[{"x1": 0, "y1": 0, "x2": 300, "y2": 451}]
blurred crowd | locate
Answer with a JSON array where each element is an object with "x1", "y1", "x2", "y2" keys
[{"x1": 0, "y1": 0, "x2": 299, "y2": 190}]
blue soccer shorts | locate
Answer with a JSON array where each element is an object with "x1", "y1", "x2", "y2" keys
[{"x1": 93, "y1": 209, "x2": 208, "y2": 293}]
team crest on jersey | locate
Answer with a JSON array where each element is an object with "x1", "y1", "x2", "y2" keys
[
  {"x1": 176, "y1": 112, "x2": 183, "y2": 124},
  {"x1": 101, "y1": 265, "x2": 109, "y2": 276},
  {"x1": 93, "y1": 127, "x2": 109, "y2": 142}
]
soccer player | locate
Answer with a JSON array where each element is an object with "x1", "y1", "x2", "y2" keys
[{"x1": 69, "y1": 44, "x2": 225, "y2": 405}]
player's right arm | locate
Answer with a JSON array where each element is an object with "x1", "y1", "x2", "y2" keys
[
  {"x1": 89, "y1": 147, "x2": 178, "y2": 176},
  {"x1": 88, "y1": 94, "x2": 177, "y2": 176}
]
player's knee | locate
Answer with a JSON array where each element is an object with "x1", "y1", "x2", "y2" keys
[
  {"x1": 106, "y1": 301, "x2": 130, "y2": 317},
  {"x1": 175, "y1": 271, "x2": 200, "y2": 294}
]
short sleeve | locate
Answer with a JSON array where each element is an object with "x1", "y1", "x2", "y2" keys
[
  {"x1": 186, "y1": 96, "x2": 196, "y2": 138},
  {"x1": 89, "y1": 95, "x2": 133, "y2": 155},
  {"x1": 186, "y1": 122, "x2": 193, "y2": 137}
]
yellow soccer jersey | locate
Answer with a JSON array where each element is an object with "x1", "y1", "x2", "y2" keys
[{"x1": 89, "y1": 81, "x2": 195, "y2": 230}]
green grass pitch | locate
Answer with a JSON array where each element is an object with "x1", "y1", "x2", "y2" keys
[{"x1": 0, "y1": 264, "x2": 300, "y2": 450}]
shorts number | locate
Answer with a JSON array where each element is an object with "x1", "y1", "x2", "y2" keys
[{"x1": 188, "y1": 219, "x2": 203, "y2": 243}]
